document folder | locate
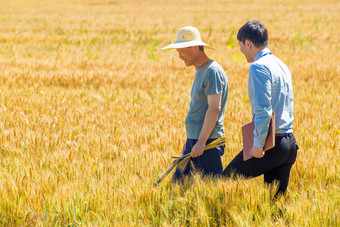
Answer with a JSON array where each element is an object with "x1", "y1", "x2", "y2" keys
[{"x1": 242, "y1": 112, "x2": 275, "y2": 161}]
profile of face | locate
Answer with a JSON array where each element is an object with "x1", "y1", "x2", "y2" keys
[
  {"x1": 176, "y1": 47, "x2": 197, "y2": 66},
  {"x1": 238, "y1": 40, "x2": 253, "y2": 63}
]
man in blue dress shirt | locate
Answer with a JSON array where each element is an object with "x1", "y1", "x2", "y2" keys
[{"x1": 223, "y1": 20, "x2": 299, "y2": 198}]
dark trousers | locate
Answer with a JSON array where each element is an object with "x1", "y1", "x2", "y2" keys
[
  {"x1": 223, "y1": 133, "x2": 298, "y2": 197},
  {"x1": 172, "y1": 138, "x2": 225, "y2": 183}
]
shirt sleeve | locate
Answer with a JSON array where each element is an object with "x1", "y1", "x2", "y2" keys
[
  {"x1": 203, "y1": 67, "x2": 225, "y2": 95},
  {"x1": 249, "y1": 64, "x2": 272, "y2": 147}
]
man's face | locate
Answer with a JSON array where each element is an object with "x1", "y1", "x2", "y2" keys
[
  {"x1": 238, "y1": 40, "x2": 253, "y2": 63},
  {"x1": 176, "y1": 47, "x2": 196, "y2": 66}
]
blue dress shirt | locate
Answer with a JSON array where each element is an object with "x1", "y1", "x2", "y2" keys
[{"x1": 248, "y1": 48, "x2": 294, "y2": 147}]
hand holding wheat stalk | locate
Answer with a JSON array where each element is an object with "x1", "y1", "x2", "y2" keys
[{"x1": 155, "y1": 137, "x2": 226, "y2": 185}]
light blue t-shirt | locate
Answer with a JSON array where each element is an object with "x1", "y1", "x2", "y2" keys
[
  {"x1": 248, "y1": 48, "x2": 294, "y2": 147},
  {"x1": 185, "y1": 60, "x2": 228, "y2": 139}
]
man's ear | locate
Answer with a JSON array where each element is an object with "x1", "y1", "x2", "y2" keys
[{"x1": 245, "y1": 40, "x2": 253, "y2": 49}]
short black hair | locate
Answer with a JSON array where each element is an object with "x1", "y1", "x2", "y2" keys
[{"x1": 237, "y1": 20, "x2": 268, "y2": 48}]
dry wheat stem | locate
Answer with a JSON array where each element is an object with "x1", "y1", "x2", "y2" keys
[{"x1": 156, "y1": 137, "x2": 226, "y2": 184}]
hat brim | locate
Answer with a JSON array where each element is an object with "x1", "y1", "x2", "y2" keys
[{"x1": 161, "y1": 40, "x2": 216, "y2": 50}]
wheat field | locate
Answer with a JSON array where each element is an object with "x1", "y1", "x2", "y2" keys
[{"x1": 0, "y1": 0, "x2": 339, "y2": 226}]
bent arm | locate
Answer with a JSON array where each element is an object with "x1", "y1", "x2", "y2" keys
[
  {"x1": 249, "y1": 64, "x2": 272, "y2": 147},
  {"x1": 198, "y1": 93, "x2": 221, "y2": 143},
  {"x1": 191, "y1": 93, "x2": 221, "y2": 157}
]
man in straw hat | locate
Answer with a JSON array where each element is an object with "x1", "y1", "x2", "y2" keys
[{"x1": 161, "y1": 26, "x2": 228, "y2": 182}]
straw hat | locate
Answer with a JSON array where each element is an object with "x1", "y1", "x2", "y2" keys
[{"x1": 161, "y1": 26, "x2": 216, "y2": 50}]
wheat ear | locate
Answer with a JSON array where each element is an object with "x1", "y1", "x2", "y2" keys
[{"x1": 155, "y1": 137, "x2": 226, "y2": 185}]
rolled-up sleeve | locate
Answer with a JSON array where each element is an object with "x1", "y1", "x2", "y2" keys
[{"x1": 249, "y1": 64, "x2": 272, "y2": 147}]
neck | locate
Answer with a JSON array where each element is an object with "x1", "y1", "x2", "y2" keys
[
  {"x1": 194, "y1": 53, "x2": 211, "y2": 68},
  {"x1": 250, "y1": 46, "x2": 266, "y2": 62}
]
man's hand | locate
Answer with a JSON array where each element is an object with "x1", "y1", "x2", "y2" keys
[
  {"x1": 191, "y1": 141, "x2": 206, "y2": 158},
  {"x1": 250, "y1": 146, "x2": 265, "y2": 158}
]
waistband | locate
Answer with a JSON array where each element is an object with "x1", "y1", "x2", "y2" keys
[{"x1": 276, "y1": 133, "x2": 293, "y2": 137}]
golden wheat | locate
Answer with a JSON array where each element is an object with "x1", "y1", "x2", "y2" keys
[
  {"x1": 0, "y1": 0, "x2": 338, "y2": 226},
  {"x1": 156, "y1": 137, "x2": 226, "y2": 184}
]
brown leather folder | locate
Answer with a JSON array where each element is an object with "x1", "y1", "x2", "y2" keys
[{"x1": 242, "y1": 112, "x2": 276, "y2": 161}]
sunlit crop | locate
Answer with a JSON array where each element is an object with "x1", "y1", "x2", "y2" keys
[{"x1": 0, "y1": 0, "x2": 339, "y2": 225}]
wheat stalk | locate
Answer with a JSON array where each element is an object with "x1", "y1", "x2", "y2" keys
[{"x1": 155, "y1": 137, "x2": 226, "y2": 185}]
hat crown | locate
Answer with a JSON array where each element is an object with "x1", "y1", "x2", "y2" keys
[
  {"x1": 160, "y1": 26, "x2": 216, "y2": 50},
  {"x1": 175, "y1": 26, "x2": 201, "y2": 43}
]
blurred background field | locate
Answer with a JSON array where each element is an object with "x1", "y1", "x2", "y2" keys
[{"x1": 0, "y1": 0, "x2": 339, "y2": 225}]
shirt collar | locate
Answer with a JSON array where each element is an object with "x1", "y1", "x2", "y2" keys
[
  {"x1": 254, "y1": 48, "x2": 271, "y2": 62},
  {"x1": 196, "y1": 59, "x2": 213, "y2": 70}
]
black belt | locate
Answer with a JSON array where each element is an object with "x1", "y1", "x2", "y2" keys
[{"x1": 276, "y1": 133, "x2": 293, "y2": 136}]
